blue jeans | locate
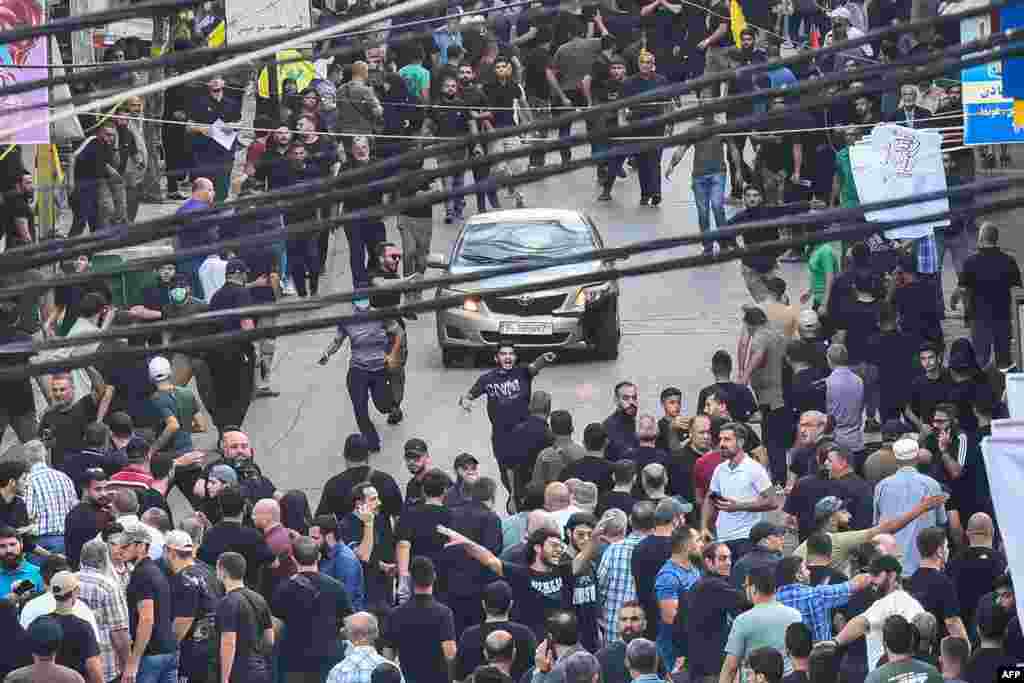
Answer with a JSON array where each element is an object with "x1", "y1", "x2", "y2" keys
[
  {"x1": 592, "y1": 141, "x2": 626, "y2": 186},
  {"x1": 137, "y1": 652, "x2": 178, "y2": 683},
  {"x1": 692, "y1": 172, "x2": 727, "y2": 251},
  {"x1": 657, "y1": 626, "x2": 678, "y2": 672},
  {"x1": 346, "y1": 366, "x2": 393, "y2": 451}
]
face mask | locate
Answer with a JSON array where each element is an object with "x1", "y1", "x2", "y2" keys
[{"x1": 169, "y1": 287, "x2": 188, "y2": 304}]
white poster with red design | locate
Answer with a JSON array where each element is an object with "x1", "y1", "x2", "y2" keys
[{"x1": 848, "y1": 123, "x2": 948, "y2": 240}]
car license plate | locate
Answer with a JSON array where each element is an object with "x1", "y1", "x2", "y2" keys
[{"x1": 499, "y1": 321, "x2": 553, "y2": 335}]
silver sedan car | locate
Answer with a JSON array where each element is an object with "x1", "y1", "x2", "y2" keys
[{"x1": 429, "y1": 209, "x2": 621, "y2": 367}]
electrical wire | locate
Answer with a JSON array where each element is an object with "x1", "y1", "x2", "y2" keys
[
  {"x1": 1, "y1": 27, "x2": 1006, "y2": 276},
  {"x1": 3, "y1": 192, "x2": 1017, "y2": 381},
  {"x1": 9, "y1": 174, "x2": 1015, "y2": 351}
]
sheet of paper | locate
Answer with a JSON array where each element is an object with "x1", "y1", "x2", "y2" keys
[{"x1": 210, "y1": 118, "x2": 238, "y2": 150}]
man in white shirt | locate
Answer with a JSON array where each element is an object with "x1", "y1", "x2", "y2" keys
[
  {"x1": 20, "y1": 556, "x2": 100, "y2": 638},
  {"x1": 198, "y1": 249, "x2": 231, "y2": 302},
  {"x1": 700, "y1": 422, "x2": 779, "y2": 561},
  {"x1": 829, "y1": 555, "x2": 924, "y2": 672}
]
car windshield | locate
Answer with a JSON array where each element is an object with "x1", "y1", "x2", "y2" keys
[{"x1": 455, "y1": 220, "x2": 595, "y2": 266}]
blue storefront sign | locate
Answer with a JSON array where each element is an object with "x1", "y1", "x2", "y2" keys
[{"x1": 962, "y1": 11, "x2": 1024, "y2": 144}]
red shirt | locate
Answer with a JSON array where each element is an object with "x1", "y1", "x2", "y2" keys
[{"x1": 693, "y1": 451, "x2": 724, "y2": 499}]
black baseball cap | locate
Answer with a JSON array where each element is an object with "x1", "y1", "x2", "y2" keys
[
  {"x1": 404, "y1": 438, "x2": 428, "y2": 458},
  {"x1": 869, "y1": 555, "x2": 903, "y2": 575},
  {"x1": 454, "y1": 453, "x2": 479, "y2": 469}
]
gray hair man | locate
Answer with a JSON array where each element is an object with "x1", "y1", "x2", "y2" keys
[{"x1": 78, "y1": 538, "x2": 131, "y2": 683}]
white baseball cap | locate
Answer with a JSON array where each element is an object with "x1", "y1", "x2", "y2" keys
[{"x1": 148, "y1": 356, "x2": 171, "y2": 383}]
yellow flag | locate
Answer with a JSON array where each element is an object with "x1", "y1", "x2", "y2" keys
[
  {"x1": 258, "y1": 49, "x2": 317, "y2": 98},
  {"x1": 208, "y1": 20, "x2": 225, "y2": 48},
  {"x1": 730, "y1": 0, "x2": 747, "y2": 47},
  {"x1": 1014, "y1": 99, "x2": 1024, "y2": 129}
]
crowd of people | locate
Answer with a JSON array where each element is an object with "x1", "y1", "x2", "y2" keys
[{"x1": 0, "y1": 0, "x2": 1022, "y2": 681}]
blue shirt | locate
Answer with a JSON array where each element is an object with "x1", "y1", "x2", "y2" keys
[
  {"x1": 320, "y1": 543, "x2": 366, "y2": 611},
  {"x1": 654, "y1": 560, "x2": 700, "y2": 638},
  {"x1": 776, "y1": 581, "x2": 853, "y2": 642},
  {"x1": 0, "y1": 559, "x2": 43, "y2": 596},
  {"x1": 432, "y1": 29, "x2": 463, "y2": 64},
  {"x1": 874, "y1": 466, "x2": 947, "y2": 576}
]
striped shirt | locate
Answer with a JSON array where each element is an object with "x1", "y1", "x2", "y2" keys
[
  {"x1": 596, "y1": 532, "x2": 645, "y2": 646},
  {"x1": 78, "y1": 567, "x2": 130, "y2": 683},
  {"x1": 327, "y1": 645, "x2": 404, "y2": 683},
  {"x1": 24, "y1": 462, "x2": 78, "y2": 536}
]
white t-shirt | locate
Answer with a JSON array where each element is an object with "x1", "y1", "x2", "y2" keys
[
  {"x1": 20, "y1": 594, "x2": 100, "y2": 639},
  {"x1": 862, "y1": 589, "x2": 924, "y2": 672},
  {"x1": 709, "y1": 454, "x2": 773, "y2": 542},
  {"x1": 198, "y1": 255, "x2": 227, "y2": 303}
]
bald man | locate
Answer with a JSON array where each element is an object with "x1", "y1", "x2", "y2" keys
[
  {"x1": 500, "y1": 511, "x2": 559, "y2": 566},
  {"x1": 484, "y1": 630, "x2": 516, "y2": 676},
  {"x1": 948, "y1": 512, "x2": 1007, "y2": 632},
  {"x1": 174, "y1": 177, "x2": 218, "y2": 300},
  {"x1": 547, "y1": 483, "x2": 582, "y2": 530},
  {"x1": 252, "y1": 498, "x2": 298, "y2": 595}
]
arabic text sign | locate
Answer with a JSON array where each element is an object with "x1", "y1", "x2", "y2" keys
[
  {"x1": 962, "y1": 12, "x2": 1024, "y2": 144},
  {"x1": 0, "y1": 0, "x2": 49, "y2": 145},
  {"x1": 225, "y1": 0, "x2": 311, "y2": 43}
]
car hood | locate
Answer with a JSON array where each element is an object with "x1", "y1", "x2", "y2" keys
[{"x1": 448, "y1": 259, "x2": 604, "y2": 293}]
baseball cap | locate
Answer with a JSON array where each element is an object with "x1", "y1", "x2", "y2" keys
[
  {"x1": 120, "y1": 523, "x2": 152, "y2": 545},
  {"x1": 107, "y1": 411, "x2": 134, "y2": 437},
  {"x1": 209, "y1": 464, "x2": 238, "y2": 485},
  {"x1": 50, "y1": 571, "x2": 79, "y2": 600},
  {"x1": 750, "y1": 521, "x2": 786, "y2": 545},
  {"x1": 869, "y1": 554, "x2": 903, "y2": 575},
  {"x1": 742, "y1": 304, "x2": 768, "y2": 326},
  {"x1": 881, "y1": 419, "x2": 910, "y2": 438},
  {"x1": 148, "y1": 356, "x2": 171, "y2": 383},
  {"x1": 343, "y1": 433, "x2": 370, "y2": 462},
  {"x1": 830, "y1": 6, "x2": 852, "y2": 19},
  {"x1": 814, "y1": 496, "x2": 846, "y2": 520},
  {"x1": 404, "y1": 438, "x2": 429, "y2": 458},
  {"x1": 165, "y1": 530, "x2": 195, "y2": 553},
  {"x1": 28, "y1": 616, "x2": 63, "y2": 656},
  {"x1": 225, "y1": 258, "x2": 248, "y2": 275},
  {"x1": 893, "y1": 438, "x2": 920, "y2": 461},
  {"x1": 454, "y1": 453, "x2": 479, "y2": 469},
  {"x1": 799, "y1": 309, "x2": 820, "y2": 330},
  {"x1": 573, "y1": 483, "x2": 599, "y2": 509}
]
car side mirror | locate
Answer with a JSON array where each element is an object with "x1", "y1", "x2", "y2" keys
[{"x1": 427, "y1": 252, "x2": 449, "y2": 269}]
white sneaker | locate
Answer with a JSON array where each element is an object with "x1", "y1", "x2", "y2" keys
[{"x1": 281, "y1": 281, "x2": 297, "y2": 297}]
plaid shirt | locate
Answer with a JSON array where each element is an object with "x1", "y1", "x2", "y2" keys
[
  {"x1": 327, "y1": 645, "x2": 404, "y2": 683},
  {"x1": 776, "y1": 581, "x2": 853, "y2": 642},
  {"x1": 596, "y1": 532, "x2": 645, "y2": 646},
  {"x1": 24, "y1": 462, "x2": 78, "y2": 536},
  {"x1": 78, "y1": 567, "x2": 130, "y2": 683},
  {"x1": 915, "y1": 235, "x2": 939, "y2": 275}
]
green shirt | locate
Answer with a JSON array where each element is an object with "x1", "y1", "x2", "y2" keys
[
  {"x1": 808, "y1": 242, "x2": 840, "y2": 308},
  {"x1": 398, "y1": 64, "x2": 430, "y2": 100},
  {"x1": 863, "y1": 658, "x2": 943, "y2": 683},
  {"x1": 835, "y1": 147, "x2": 860, "y2": 208}
]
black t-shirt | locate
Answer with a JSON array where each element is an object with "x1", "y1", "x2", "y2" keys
[
  {"x1": 597, "y1": 490, "x2": 637, "y2": 519},
  {"x1": 864, "y1": 329, "x2": 920, "y2": 400},
  {"x1": 560, "y1": 456, "x2": 615, "y2": 494},
  {"x1": 696, "y1": 382, "x2": 757, "y2": 423},
  {"x1": 39, "y1": 398, "x2": 97, "y2": 474},
  {"x1": 908, "y1": 372, "x2": 955, "y2": 424},
  {"x1": 216, "y1": 588, "x2": 273, "y2": 683},
  {"x1": 948, "y1": 546, "x2": 1006, "y2": 629},
  {"x1": 829, "y1": 473, "x2": 874, "y2": 532},
  {"x1": 893, "y1": 279, "x2": 943, "y2": 345},
  {"x1": 0, "y1": 328, "x2": 34, "y2": 416},
  {"x1": 523, "y1": 46, "x2": 553, "y2": 100},
  {"x1": 834, "y1": 298, "x2": 881, "y2": 365},
  {"x1": 783, "y1": 475, "x2": 836, "y2": 542},
  {"x1": 959, "y1": 247, "x2": 1023, "y2": 321},
  {"x1": 3, "y1": 195, "x2": 34, "y2": 248},
  {"x1": 664, "y1": 446, "x2": 699, "y2": 505},
  {"x1": 483, "y1": 80, "x2": 521, "y2": 128},
  {"x1": 127, "y1": 557, "x2": 177, "y2": 655},
  {"x1": 384, "y1": 595, "x2": 457, "y2": 683},
  {"x1": 197, "y1": 521, "x2": 275, "y2": 589},
  {"x1": 965, "y1": 646, "x2": 1016, "y2": 683},
  {"x1": 631, "y1": 535, "x2": 674, "y2": 640},
  {"x1": 396, "y1": 504, "x2": 454, "y2": 596},
  {"x1": 470, "y1": 367, "x2": 533, "y2": 434},
  {"x1": 208, "y1": 282, "x2": 254, "y2": 333},
  {"x1": 503, "y1": 562, "x2": 574, "y2": 638},
  {"x1": 53, "y1": 612, "x2": 100, "y2": 677},
  {"x1": 171, "y1": 562, "x2": 224, "y2": 675},
  {"x1": 316, "y1": 466, "x2": 403, "y2": 520},
  {"x1": 271, "y1": 571, "x2": 353, "y2": 672},
  {"x1": 456, "y1": 620, "x2": 538, "y2": 681},
  {"x1": 64, "y1": 501, "x2": 111, "y2": 570},
  {"x1": 907, "y1": 567, "x2": 960, "y2": 639}
]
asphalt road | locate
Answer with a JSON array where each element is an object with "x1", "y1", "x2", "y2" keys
[{"x1": 206, "y1": 143, "x2": 818, "y2": 513}]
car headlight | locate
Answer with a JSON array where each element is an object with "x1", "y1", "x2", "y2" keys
[
  {"x1": 463, "y1": 296, "x2": 481, "y2": 312},
  {"x1": 575, "y1": 283, "x2": 612, "y2": 307}
]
